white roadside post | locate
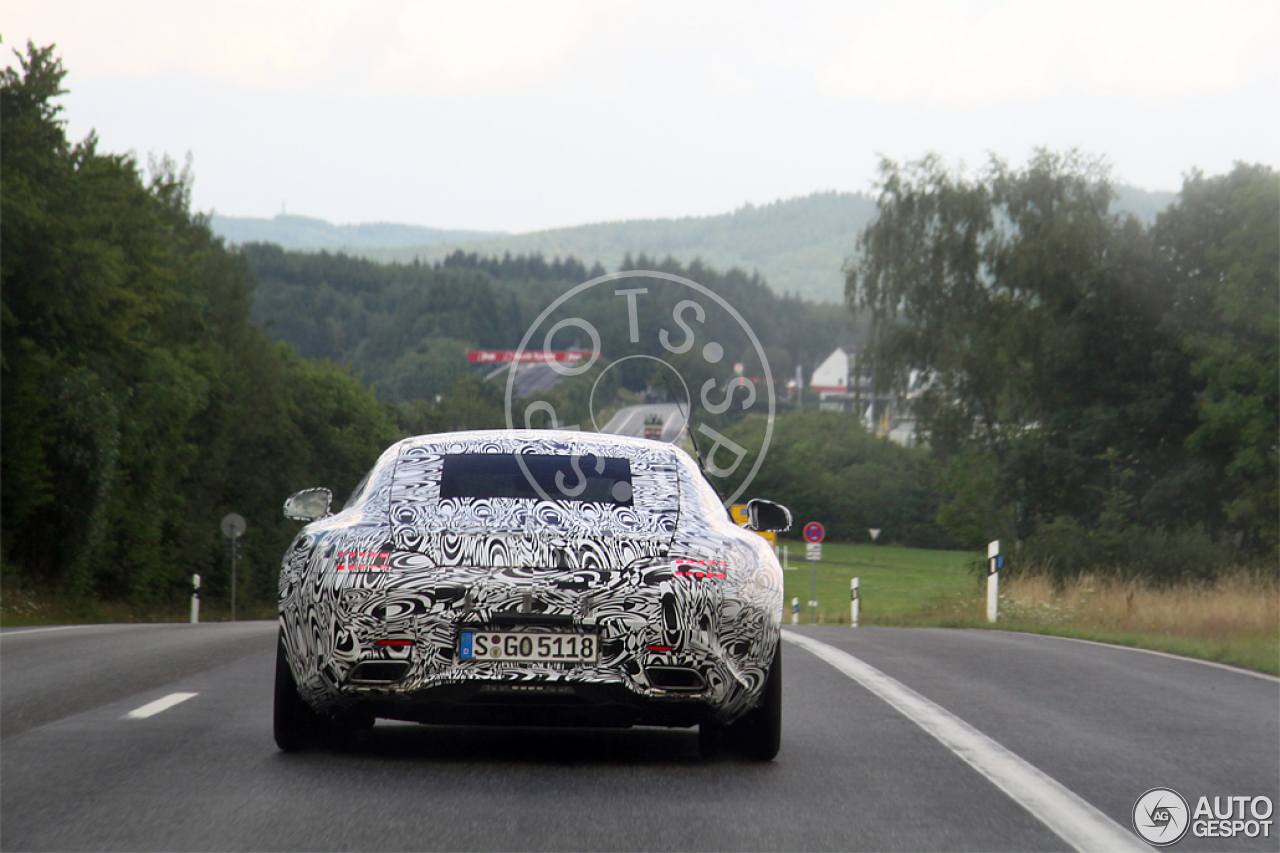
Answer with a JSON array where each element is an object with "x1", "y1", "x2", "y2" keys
[
  {"x1": 850, "y1": 577, "x2": 859, "y2": 627},
  {"x1": 791, "y1": 596, "x2": 800, "y2": 625},
  {"x1": 190, "y1": 574, "x2": 200, "y2": 624},
  {"x1": 987, "y1": 540, "x2": 1000, "y2": 623}
]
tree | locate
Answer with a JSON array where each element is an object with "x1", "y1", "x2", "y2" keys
[
  {"x1": 846, "y1": 150, "x2": 1210, "y2": 549},
  {"x1": 1157, "y1": 164, "x2": 1279, "y2": 550}
]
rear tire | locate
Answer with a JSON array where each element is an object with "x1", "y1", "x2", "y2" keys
[
  {"x1": 726, "y1": 640, "x2": 782, "y2": 761},
  {"x1": 274, "y1": 630, "x2": 320, "y2": 752}
]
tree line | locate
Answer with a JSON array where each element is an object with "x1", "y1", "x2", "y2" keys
[
  {"x1": 243, "y1": 244, "x2": 861, "y2": 406},
  {"x1": 847, "y1": 151, "x2": 1277, "y2": 579},
  {"x1": 1, "y1": 45, "x2": 401, "y2": 610}
]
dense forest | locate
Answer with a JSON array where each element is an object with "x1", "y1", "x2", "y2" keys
[
  {"x1": 244, "y1": 245, "x2": 860, "y2": 406},
  {"x1": 848, "y1": 151, "x2": 1278, "y2": 579}
]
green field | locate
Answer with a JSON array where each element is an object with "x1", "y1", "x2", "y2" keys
[{"x1": 777, "y1": 539, "x2": 981, "y2": 625}]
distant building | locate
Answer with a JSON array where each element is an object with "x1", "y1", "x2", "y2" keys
[{"x1": 808, "y1": 347, "x2": 928, "y2": 448}]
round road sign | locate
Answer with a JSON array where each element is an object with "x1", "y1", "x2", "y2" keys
[
  {"x1": 803, "y1": 522, "x2": 825, "y2": 543},
  {"x1": 220, "y1": 513, "x2": 246, "y2": 538}
]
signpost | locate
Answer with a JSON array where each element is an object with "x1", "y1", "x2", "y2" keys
[
  {"x1": 221, "y1": 513, "x2": 246, "y2": 622},
  {"x1": 803, "y1": 522, "x2": 824, "y2": 624},
  {"x1": 987, "y1": 540, "x2": 1003, "y2": 623}
]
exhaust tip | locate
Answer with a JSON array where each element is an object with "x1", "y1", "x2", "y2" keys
[
  {"x1": 645, "y1": 666, "x2": 705, "y2": 692},
  {"x1": 350, "y1": 661, "x2": 410, "y2": 684}
]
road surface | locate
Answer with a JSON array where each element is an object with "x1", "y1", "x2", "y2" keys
[
  {"x1": 599, "y1": 403, "x2": 687, "y2": 441},
  {"x1": 2, "y1": 622, "x2": 1276, "y2": 851}
]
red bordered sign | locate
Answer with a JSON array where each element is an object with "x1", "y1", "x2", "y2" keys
[{"x1": 803, "y1": 522, "x2": 825, "y2": 543}]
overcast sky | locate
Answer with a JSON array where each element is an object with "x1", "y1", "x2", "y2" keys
[{"x1": 5, "y1": 1, "x2": 1277, "y2": 233}]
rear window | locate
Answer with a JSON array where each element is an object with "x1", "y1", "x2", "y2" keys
[{"x1": 440, "y1": 453, "x2": 633, "y2": 505}]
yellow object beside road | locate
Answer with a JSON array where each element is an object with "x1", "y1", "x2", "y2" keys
[{"x1": 730, "y1": 504, "x2": 777, "y2": 546}]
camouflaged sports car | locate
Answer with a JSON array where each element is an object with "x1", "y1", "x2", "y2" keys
[{"x1": 273, "y1": 429, "x2": 791, "y2": 759}]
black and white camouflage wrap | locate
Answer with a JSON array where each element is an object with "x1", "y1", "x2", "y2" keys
[{"x1": 278, "y1": 430, "x2": 783, "y2": 725}]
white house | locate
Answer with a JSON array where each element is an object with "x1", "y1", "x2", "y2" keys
[{"x1": 808, "y1": 348, "x2": 926, "y2": 448}]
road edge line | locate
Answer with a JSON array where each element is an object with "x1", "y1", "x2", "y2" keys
[
  {"x1": 1026, "y1": 633, "x2": 1280, "y2": 683},
  {"x1": 782, "y1": 629, "x2": 1146, "y2": 853}
]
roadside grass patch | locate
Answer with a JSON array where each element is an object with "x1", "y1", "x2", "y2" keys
[
  {"x1": 0, "y1": 579, "x2": 276, "y2": 627},
  {"x1": 775, "y1": 539, "x2": 1279, "y2": 675}
]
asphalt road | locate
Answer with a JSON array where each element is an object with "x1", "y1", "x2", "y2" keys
[
  {"x1": 600, "y1": 403, "x2": 687, "y2": 441},
  {"x1": 2, "y1": 622, "x2": 1276, "y2": 851}
]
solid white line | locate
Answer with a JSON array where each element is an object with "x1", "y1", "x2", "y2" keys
[
  {"x1": 125, "y1": 692, "x2": 199, "y2": 719},
  {"x1": 1030, "y1": 633, "x2": 1280, "y2": 683},
  {"x1": 0, "y1": 625, "x2": 98, "y2": 637},
  {"x1": 782, "y1": 630, "x2": 1145, "y2": 853}
]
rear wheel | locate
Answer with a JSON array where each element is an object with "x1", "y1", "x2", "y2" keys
[
  {"x1": 726, "y1": 640, "x2": 782, "y2": 761},
  {"x1": 274, "y1": 631, "x2": 321, "y2": 752}
]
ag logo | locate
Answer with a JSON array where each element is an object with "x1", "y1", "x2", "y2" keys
[{"x1": 1133, "y1": 787, "x2": 1190, "y2": 846}]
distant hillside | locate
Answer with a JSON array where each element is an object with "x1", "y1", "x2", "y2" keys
[
  {"x1": 209, "y1": 213, "x2": 503, "y2": 248},
  {"x1": 358, "y1": 192, "x2": 879, "y2": 303},
  {"x1": 213, "y1": 186, "x2": 1178, "y2": 303}
]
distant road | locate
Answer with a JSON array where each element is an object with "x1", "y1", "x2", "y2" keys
[
  {"x1": 2, "y1": 623, "x2": 1276, "y2": 850},
  {"x1": 599, "y1": 402, "x2": 687, "y2": 441}
]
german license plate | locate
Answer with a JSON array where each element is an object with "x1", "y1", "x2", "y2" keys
[{"x1": 459, "y1": 630, "x2": 597, "y2": 663}]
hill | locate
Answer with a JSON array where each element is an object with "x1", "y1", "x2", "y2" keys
[
  {"x1": 209, "y1": 213, "x2": 502, "y2": 248},
  {"x1": 214, "y1": 187, "x2": 1179, "y2": 303}
]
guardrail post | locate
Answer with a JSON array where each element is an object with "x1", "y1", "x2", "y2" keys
[
  {"x1": 190, "y1": 574, "x2": 201, "y2": 624},
  {"x1": 987, "y1": 540, "x2": 1000, "y2": 623},
  {"x1": 851, "y1": 577, "x2": 859, "y2": 627}
]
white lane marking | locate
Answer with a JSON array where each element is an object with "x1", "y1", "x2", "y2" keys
[
  {"x1": 782, "y1": 630, "x2": 1145, "y2": 853},
  {"x1": 1033, "y1": 633, "x2": 1280, "y2": 683},
  {"x1": 126, "y1": 692, "x2": 199, "y2": 719},
  {"x1": 0, "y1": 625, "x2": 99, "y2": 637}
]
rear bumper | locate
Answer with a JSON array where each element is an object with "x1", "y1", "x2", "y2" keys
[{"x1": 352, "y1": 679, "x2": 715, "y2": 728}]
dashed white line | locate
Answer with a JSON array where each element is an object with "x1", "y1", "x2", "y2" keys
[
  {"x1": 126, "y1": 692, "x2": 199, "y2": 719},
  {"x1": 782, "y1": 629, "x2": 1146, "y2": 853}
]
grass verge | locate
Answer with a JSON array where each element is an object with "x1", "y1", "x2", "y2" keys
[
  {"x1": 0, "y1": 582, "x2": 276, "y2": 627},
  {"x1": 777, "y1": 538, "x2": 1279, "y2": 675}
]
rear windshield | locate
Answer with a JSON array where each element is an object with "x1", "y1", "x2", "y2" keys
[{"x1": 439, "y1": 453, "x2": 633, "y2": 505}]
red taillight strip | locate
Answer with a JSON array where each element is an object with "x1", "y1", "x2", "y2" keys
[
  {"x1": 646, "y1": 644, "x2": 674, "y2": 652},
  {"x1": 335, "y1": 551, "x2": 391, "y2": 571},
  {"x1": 374, "y1": 639, "x2": 413, "y2": 647}
]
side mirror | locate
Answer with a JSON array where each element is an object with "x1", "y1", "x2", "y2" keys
[
  {"x1": 283, "y1": 487, "x2": 332, "y2": 521},
  {"x1": 746, "y1": 498, "x2": 792, "y2": 533}
]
